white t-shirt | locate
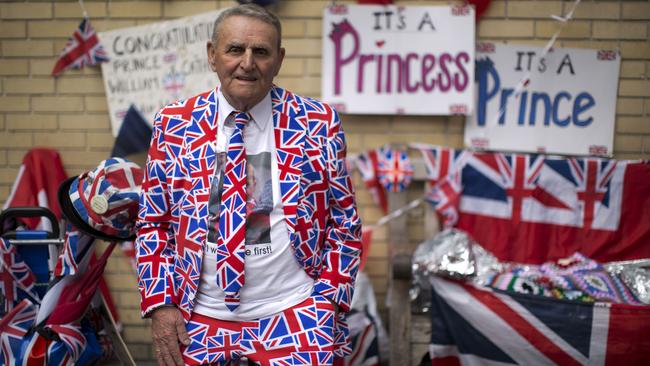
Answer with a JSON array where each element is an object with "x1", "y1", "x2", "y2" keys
[{"x1": 193, "y1": 91, "x2": 314, "y2": 321}]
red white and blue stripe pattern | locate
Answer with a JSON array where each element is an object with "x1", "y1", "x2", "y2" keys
[
  {"x1": 216, "y1": 112, "x2": 251, "y2": 311},
  {"x1": 136, "y1": 85, "x2": 362, "y2": 356},
  {"x1": 51, "y1": 18, "x2": 108, "y2": 77},
  {"x1": 376, "y1": 147, "x2": 413, "y2": 193}
]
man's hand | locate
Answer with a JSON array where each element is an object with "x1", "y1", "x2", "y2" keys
[{"x1": 151, "y1": 306, "x2": 190, "y2": 366}]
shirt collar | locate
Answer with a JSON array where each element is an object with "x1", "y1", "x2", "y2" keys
[{"x1": 217, "y1": 89, "x2": 272, "y2": 132}]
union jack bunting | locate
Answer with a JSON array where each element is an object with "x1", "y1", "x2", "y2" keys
[
  {"x1": 411, "y1": 143, "x2": 470, "y2": 227},
  {"x1": 0, "y1": 299, "x2": 37, "y2": 366},
  {"x1": 409, "y1": 143, "x2": 469, "y2": 188},
  {"x1": 136, "y1": 85, "x2": 361, "y2": 356},
  {"x1": 428, "y1": 276, "x2": 650, "y2": 365},
  {"x1": 354, "y1": 148, "x2": 388, "y2": 213},
  {"x1": 428, "y1": 150, "x2": 650, "y2": 263},
  {"x1": 51, "y1": 18, "x2": 108, "y2": 77},
  {"x1": 0, "y1": 238, "x2": 39, "y2": 312},
  {"x1": 376, "y1": 147, "x2": 413, "y2": 193},
  {"x1": 426, "y1": 173, "x2": 462, "y2": 228}
]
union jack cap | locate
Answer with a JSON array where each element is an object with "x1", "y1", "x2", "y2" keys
[{"x1": 58, "y1": 158, "x2": 143, "y2": 241}]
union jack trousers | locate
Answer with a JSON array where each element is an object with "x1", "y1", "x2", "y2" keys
[{"x1": 182, "y1": 293, "x2": 337, "y2": 365}]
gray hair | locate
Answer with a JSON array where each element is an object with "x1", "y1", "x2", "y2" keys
[{"x1": 212, "y1": 4, "x2": 282, "y2": 49}]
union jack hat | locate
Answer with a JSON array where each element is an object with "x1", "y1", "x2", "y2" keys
[{"x1": 58, "y1": 158, "x2": 143, "y2": 241}]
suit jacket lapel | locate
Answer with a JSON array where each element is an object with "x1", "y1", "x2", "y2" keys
[
  {"x1": 271, "y1": 86, "x2": 306, "y2": 242},
  {"x1": 183, "y1": 88, "x2": 219, "y2": 255}
]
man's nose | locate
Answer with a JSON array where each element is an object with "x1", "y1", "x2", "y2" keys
[{"x1": 240, "y1": 50, "x2": 254, "y2": 71}]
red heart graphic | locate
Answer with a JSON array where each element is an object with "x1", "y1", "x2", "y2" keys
[{"x1": 376, "y1": 40, "x2": 385, "y2": 48}]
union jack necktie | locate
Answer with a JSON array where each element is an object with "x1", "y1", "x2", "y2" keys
[{"x1": 216, "y1": 111, "x2": 251, "y2": 311}]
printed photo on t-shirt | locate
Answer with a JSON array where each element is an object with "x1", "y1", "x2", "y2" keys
[
  {"x1": 245, "y1": 152, "x2": 272, "y2": 245},
  {"x1": 207, "y1": 152, "x2": 273, "y2": 249}
]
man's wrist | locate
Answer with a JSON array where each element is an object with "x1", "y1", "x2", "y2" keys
[{"x1": 150, "y1": 303, "x2": 177, "y2": 317}]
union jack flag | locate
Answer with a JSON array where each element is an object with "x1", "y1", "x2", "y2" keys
[
  {"x1": 428, "y1": 276, "x2": 650, "y2": 365},
  {"x1": 0, "y1": 238, "x2": 39, "y2": 313},
  {"x1": 354, "y1": 148, "x2": 388, "y2": 213},
  {"x1": 428, "y1": 150, "x2": 650, "y2": 263},
  {"x1": 0, "y1": 299, "x2": 37, "y2": 366},
  {"x1": 411, "y1": 144, "x2": 470, "y2": 227},
  {"x1": 53, "y1": 226, "x2": 95, "y2": 277},
  {"x1": 51, "y1": 18, "x2": 108, "y2": 77},
  {"x1": 376, "y1": 147, "x2": 413, "y2": 193},
  {"x1": 15, "y1": 332, "x2": 73, "y2": 366},
  {"x1": 44, "y1": 324, "x2": 86, "y2": 363}
]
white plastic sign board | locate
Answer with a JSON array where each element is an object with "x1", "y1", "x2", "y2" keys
[
  {"x1": 464, "y1": 43, "x2": 620, "y2": 156},
  {"x1": 322, "y1": 4, "x2": 475, "y2": 115}
]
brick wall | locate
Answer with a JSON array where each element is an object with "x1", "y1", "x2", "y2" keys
[{"x1": 1, "y1": 0, "x2": 648, "y2": 361}]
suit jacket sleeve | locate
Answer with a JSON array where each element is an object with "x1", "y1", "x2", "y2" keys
[
  {"x1": 312, "y1": 107, "x2": 362, "y2": 313},
  {"x1": 135, "y1": 110, "x2": 177, "y2": 317}
]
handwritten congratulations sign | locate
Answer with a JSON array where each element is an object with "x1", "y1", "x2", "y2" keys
[
  {"x1": 99, "y1": 10, "x2": 223, "y2": 136},
  {"x1": 464, "y1": 44, "x2": 620, "y2": 156},
  {"x1": 322, "y1": 4, "x2": 475, "y2": 115}
]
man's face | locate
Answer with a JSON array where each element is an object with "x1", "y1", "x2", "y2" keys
[{"x1": 207, "y1": 16, "x2": 285, "y2": 111}]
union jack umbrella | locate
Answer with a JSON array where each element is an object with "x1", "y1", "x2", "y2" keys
[
  {"x1": 51, "y1": 17, "x2": 108, "y2": 77},
  {"x1": 376, "y1": 147, "x2": 414, "y2": 193}
]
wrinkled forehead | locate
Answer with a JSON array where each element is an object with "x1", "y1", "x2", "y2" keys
[{"x1": 215, "y1": 15, "x2": 281, "y2": 49}]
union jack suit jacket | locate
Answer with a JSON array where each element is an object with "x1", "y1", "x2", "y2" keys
[{"x1": 136, "y1": 85, "x2": 362, "y2": 328}]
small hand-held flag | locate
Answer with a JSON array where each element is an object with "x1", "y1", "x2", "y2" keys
[{"x1": 51, "y1": 17, "x2": 108, "y2": 77}]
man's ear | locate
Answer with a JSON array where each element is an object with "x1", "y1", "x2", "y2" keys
[
  {"x1": 206, "y1": 41, "x2": 217, "y2": 72},
  {"x1": 275, "y1": 47, "x2": 286, "y2": 76}
]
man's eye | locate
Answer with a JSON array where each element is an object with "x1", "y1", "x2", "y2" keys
[
  {"x1": 228, "y1": 46, "x2": 244, "y2": 53},
  {"x1": 254, "y1": 49, "x2": 269, "y2": 56}
]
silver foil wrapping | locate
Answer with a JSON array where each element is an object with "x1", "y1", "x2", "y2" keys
[
  {"x1": 412, "y1": 229, "x2": 475, "y2": 279},
  {"x1": 605, "y1": 260, "x2": 650, "y2": 305},
  {"x1": 411, "y1": 229, "x2": 504, "y2": 312},
  {"x1": 412, "y1": 229, "x2": 650, "y2": 312},
  {"x1": 412, "y1": 229, "x2": 503, "y2": 283}
]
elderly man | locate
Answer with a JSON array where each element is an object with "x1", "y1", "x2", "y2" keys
[{"x1": 136, "y1": 4, "x2": 362, "y2": 366}]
